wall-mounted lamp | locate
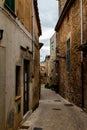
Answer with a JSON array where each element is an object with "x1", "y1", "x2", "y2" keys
[{"x1": 0, "y1": 29, "x2": 4, "y2": 40}]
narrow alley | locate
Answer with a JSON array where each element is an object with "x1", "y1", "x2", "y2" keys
[
  {"x1": 19, "y1": 85, "x2": 87, "y2": 130},
  {"x1": 1, "y1": 1, "x2": 87, "y2": 130}
]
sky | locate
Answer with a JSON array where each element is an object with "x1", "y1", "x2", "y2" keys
[{"x1": 38, "y1": 0, "x2": 58, "y2": 62}]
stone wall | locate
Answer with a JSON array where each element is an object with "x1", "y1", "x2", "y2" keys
[
  {"x1": 83, "y1": 0, "x2": 87, "y2": 43},
  {"x1": 32, "y1": 8, "x2": 40, "y2": 109},
  {"x1": 16, "y1": 0, "x2": 32, "y2": 34},
  {"x1": 58, "y1": 0, "x2": 67, "y2": 15},
  {"x1": 57, "y1": 0, "x2": 82, "y2": 107},
  {"x1": 45, "y1": 56, "x2": 50, "y2": 85},
  {"x1": 32, "y1": 46, "x2": 40, "y2": 110},
  {"x1": 40, "y1": 62, "x2": 47, "y2": 84},
  {"x1": 82, "y1": 0, "x2": 87, "y2": 110},
  {"x1": 50, "y1": 33, "x2": 57, "y2": 85}
]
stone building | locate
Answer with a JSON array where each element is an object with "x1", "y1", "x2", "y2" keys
[
  {"x1": 40, "y1": 61, "x2": 47, "y2": 84},
  {"x1": 50, "y1": 32, "x2": 58, "y2": 86},
  {"x1": 0, "y1": 0, "x2": 41, "y2": 130},
  {"x1": 45, "y1": 55, "x2": 50, "y2": 85},
  {"x1": 58, "y1": 0, "x2": 66, "y2": 15},
  {"x1": 40, "y1": 55, "x2": 50, "y2": 85},
  {"x1": 55, "y1": 0, "x2": 87, "y2": 110}
]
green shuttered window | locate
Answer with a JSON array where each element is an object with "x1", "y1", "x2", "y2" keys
[
  {"x1": 5, "y1": 0, "x2": 15, "y2": 13},
  {"x1": 51, "y1": 42, "x2": 54, "y2": 51},
  {"x1": 66, "y1": 38, "x2": 70, "y2": 72}
]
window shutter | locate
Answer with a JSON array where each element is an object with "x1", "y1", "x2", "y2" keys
[
  {"x1": 5, "y1": 0, "x2": 15, "y2": 12},
  {"x1": 51, "y1": 44, "x2": 54, "y2": 51}
]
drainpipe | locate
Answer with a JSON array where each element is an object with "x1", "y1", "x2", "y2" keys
[
  {"x1": 32, "y1": 0, "x2": 34, "y2": 59},
  {"x1": 80, "y1": 0, "x2": 84, "y2": 109}
]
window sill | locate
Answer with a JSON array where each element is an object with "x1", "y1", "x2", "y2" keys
[{"x1": 15, "y1": 96, "x2": 21, "y2": 101}]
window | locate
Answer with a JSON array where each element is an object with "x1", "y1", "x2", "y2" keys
[
  {"x1": 66, "y1": 38, "x2": 70, "y2": 72},
  {"x1": 5, "y1": 0, "x2": 15, "y2": 13},
  {"x1": 15, "y1": 66, "x2": 21, "y2": 97},
  {"x1": 51, "y1": 42, "x2": 54, "y2": 51}
]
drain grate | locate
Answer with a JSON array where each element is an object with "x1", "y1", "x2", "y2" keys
[
  {"x1": 33, "y1": 127, "x2": 43, "y2": 130},
  {"x1": 52, "y1": 108, "x2": 61, "y2": 111},
  {"x1": 19, "y1": 125, "x2": 30, "y2": 129},
  {"x1": 64, "y1": 104, "x2": 73, "y2": 107},
  {"x1": 54, "y1": 100, "x2": 61, "y2": 102}
]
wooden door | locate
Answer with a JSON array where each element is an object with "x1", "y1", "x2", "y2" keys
[{"x1": 23, "y1": 60, "x2": 29, "y2": 115}]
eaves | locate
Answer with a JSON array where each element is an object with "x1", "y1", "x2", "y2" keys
[
  {"x1": 34, "y1": 0, "x2": 42, "y2": 36},
  {"x1": 39, "y1": 42, "x2": 44, "y2": 49},
  {"x1": 55, "y1": 0, "x2": 75, "y2": 31}
]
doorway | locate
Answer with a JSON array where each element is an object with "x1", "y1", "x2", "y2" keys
[
  {"x1": 83, "y1": 52, "x2": 87, "y2": 110},
  {"x1": 23, "y1": 60, "x2": 29, "y2": 115}
]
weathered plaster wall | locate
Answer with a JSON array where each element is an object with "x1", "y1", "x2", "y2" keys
[
  {"x1": 0, "y1": 7, "x2": 32, "y2": 130},
  {"x1": 0, "y1": 0, "x2": 41, "y2": 129}
]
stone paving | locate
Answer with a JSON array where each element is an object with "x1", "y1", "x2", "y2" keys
[{"x1": 19, "y1": 84, "x2": 87, "y2": 130}]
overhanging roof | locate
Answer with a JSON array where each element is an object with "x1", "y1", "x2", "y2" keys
[
  {"x1": 39, "y1": 42, "x2": 44, "y2": 49},
  {"x1": 55, "y1": 0, "x2": 74, "y2": 31},
  {"x1": 34, "y1": 0, "x2": 42, "y2": 36}
]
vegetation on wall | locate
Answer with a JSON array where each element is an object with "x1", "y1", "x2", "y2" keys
[{"x1": 45, "y1": 83, "x2": 58, "y2": 93}]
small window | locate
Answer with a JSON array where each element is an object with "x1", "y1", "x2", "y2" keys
[
  {"x1": 15, "y1": 66, "x2": 21, "y2": 97},
  {"x1": 51, "y1": 42, "x2": 54, "y2": 51},
  {"x1": 66, "y1": 38, "x2": 70, "y2": 72},
  {"x1": 5, "y1": 0, "x2": 15, "y2": 13}
]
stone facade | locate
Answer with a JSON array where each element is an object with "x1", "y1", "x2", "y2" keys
[
  {"x1": 0, "y1": 0, "x2": 41, "y2": 130},
  {"x1": 58, "y1": 0, "x2": 67, "y2": 15},
  {"x1": 55, "y1": 0, "x2": 87, "y2": 109},
  {"x1": 82, "y1": 0, "x2": 87, "y2": 110},
  {"x1": 40, "y1": 61, "x2": 47, "y2": 84},
  {"x1": 40, "y1": 56, "x2": 51, "y2": 85},
  {"x1": 50, "y1": 33, "x2": 57, "y2": 86},
  {"x1": 31, "y1": 0, "x2": 42, "y2": 110},
  {"x1": 45, "y1": 55, "x2": 50, "y2": 85}
]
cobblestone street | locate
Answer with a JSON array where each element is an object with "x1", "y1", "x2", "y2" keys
[{"x1": 19, "y1": 85, "x2": 87, "y2": 130}]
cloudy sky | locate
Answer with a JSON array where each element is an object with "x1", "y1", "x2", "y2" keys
[{"x1": 38, "y1": 0, "x2": 58, "y2": 61}]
